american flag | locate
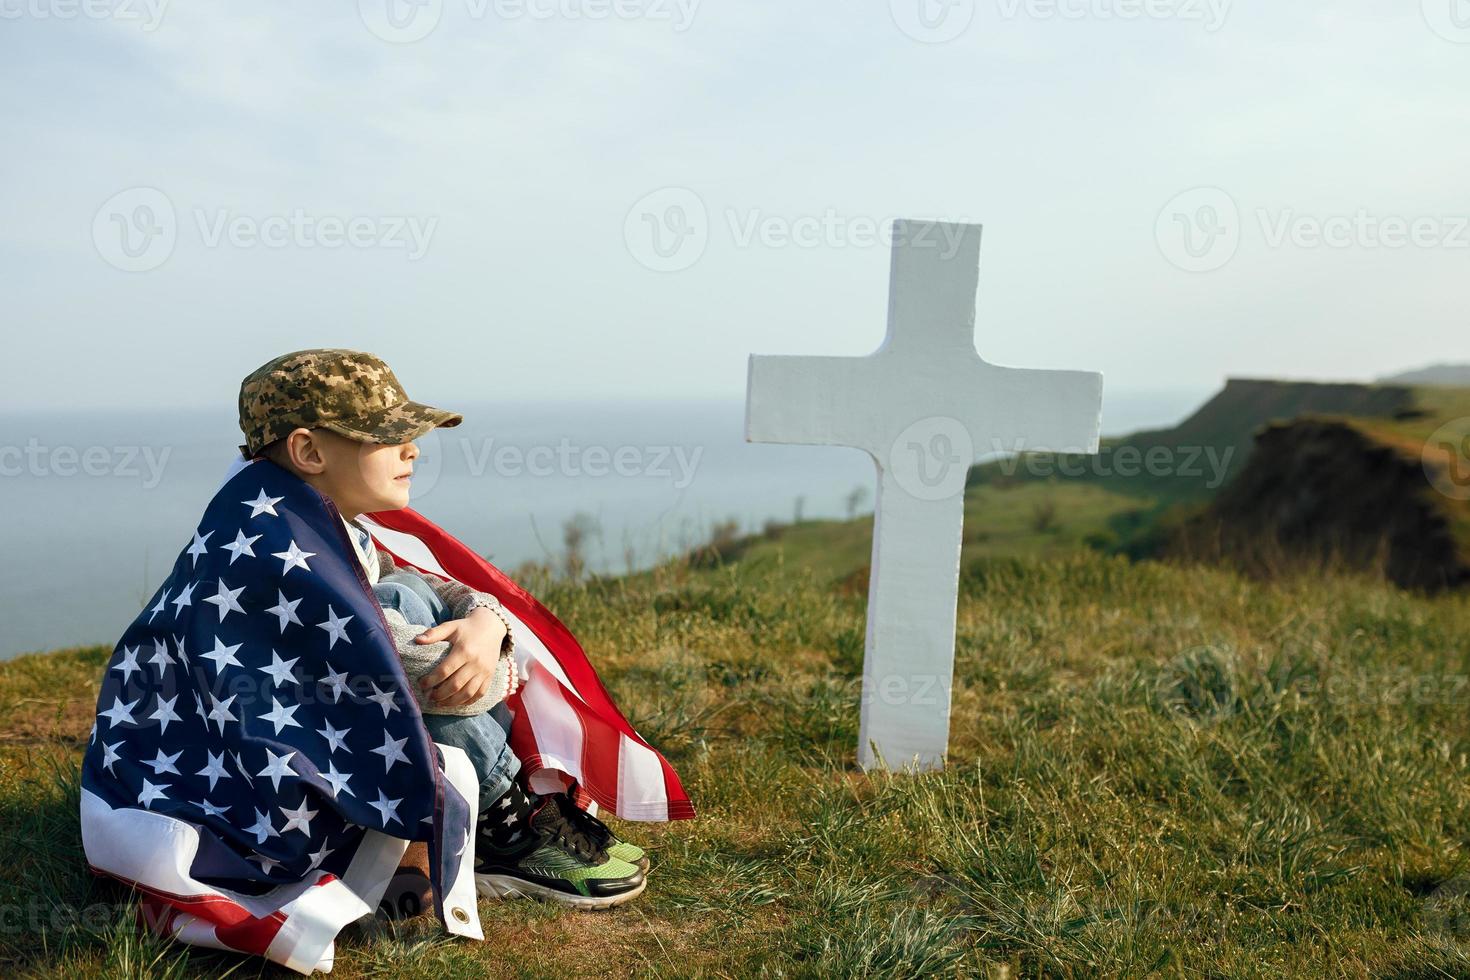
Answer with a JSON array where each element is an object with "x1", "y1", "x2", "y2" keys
[{"x1": 80, "y1": 454, "x2": 692, "y2": 973}]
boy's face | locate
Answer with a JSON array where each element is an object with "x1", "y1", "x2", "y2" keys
[{"x1": 276, "y1": 427, "x2": 418, "y2": 520}]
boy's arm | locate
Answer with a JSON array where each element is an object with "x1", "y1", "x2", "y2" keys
[{"x1": 377, "y1": 550, "x2": 514, "y2": 656}]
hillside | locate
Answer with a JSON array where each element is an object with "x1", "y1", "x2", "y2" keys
[
  {"x1": 1174, "y1": 416, "x2": 1470, "y2": 591},
  {"x1": 969, "y1": 377, "x2": 1420, "y2": 500},
  {"x1": 1380, "y1": 363, "x2": 1470, "y2": 386},
  {"x1": 7, "y1": 552, "x2": 1470, "y2": 976}
]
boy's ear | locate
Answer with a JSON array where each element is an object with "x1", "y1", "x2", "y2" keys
[{"x1": 284, "y1": 427, "x2": 327, "y2": 474}]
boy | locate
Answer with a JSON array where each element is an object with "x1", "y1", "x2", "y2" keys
[{"x1": 237, "y1": 348, "x2": 648, "y2": 908}]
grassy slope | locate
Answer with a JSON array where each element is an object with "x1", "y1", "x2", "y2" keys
[
  {"x1": 5, "y1": 552, "x2": 1470, "y2": 977},
  {"x1": 711, "y1": 481, "x2": 1150, "y2": 590}
]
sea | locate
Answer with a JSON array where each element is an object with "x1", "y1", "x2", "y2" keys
[{"x1": 0, "y1": 388, "x2": 1207, "y2": 660}]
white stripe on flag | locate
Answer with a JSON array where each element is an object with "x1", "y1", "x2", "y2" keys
[
  {"x1": 617, "y1": 732, "x2": 670, "y2": 821},
  {"x1": 519, "y1": 661, "x2": 587, "y2": 789}
]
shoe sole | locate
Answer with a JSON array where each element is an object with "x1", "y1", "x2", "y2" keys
[{"x1": 475, "y1": 872, "x2": 647, "y2": 910}]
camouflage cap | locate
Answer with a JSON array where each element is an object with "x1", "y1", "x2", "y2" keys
[{"x1": 237, "y1": 348, "x2": 463, "y2": 459}]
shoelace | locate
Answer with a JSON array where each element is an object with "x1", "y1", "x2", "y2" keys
[
  {"x1": 554, "y1": 794, "x2": 614, "y2": 849},
  {"x1": 541, "y1": 802, "x2": 608, "y2": 863}
]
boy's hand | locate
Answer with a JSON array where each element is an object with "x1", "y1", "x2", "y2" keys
[{"x1": 415, "y1": 607, "x2": 508, "y2": 708}]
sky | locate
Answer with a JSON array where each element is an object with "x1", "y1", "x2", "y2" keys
[{"x1": 1, "y1": 0, "x2": 1466, "y2": 413}]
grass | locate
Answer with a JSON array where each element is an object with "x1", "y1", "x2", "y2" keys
[
  {"x1": 693, "y1": 480, "x2": 1150, "y2": 590},
  {"x1": 5, "y1": 549, "x2": 1470, "y2": 976}
]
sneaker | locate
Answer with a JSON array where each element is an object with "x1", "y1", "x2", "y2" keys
[
  {"x1": 473, "y1": 798, "x2": 646, "y2": 909},
  {"x1": 550, "y1": 790, "x2": 650, "y2": 874}
]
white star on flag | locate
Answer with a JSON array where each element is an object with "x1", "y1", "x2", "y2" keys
[
  {"x1": 207, "y1": 693, "x2": 238, "y2": 733},
  {"x1": 197, "y1": 751, "x2": 232, "y2": 791},
  {"x1": 320, "y1": 761, "x2": 353, "y2": 798},
  {"x1": 279, "y1": 798, "x2": 318, "y2": 836},
  {"x1": 243, "y1": 488, "x2": 284, "y2": 518},
  {"x1": 317, "y1": 719, "x2": 351, "y2": 754},
  {"x1": 307, "y1": 842, "x2": 335, "y2": 869},
  {"x1": 223, "y1": 529, "x2": 263, "y2": 564},
  {"x1": 203, "y1": 578, "x2": 247, "y2": 622},
  {"x1": 149, "y1": 694, "x2": 182, "y2": 734},
  {"x1": 316, "y1": 606, "x2": 353, "y2": 649},
  {"x1": 101, "y1": 741, "x2": 123, "y2": 774},
  {"x1": 147, "y1": 587, "x2": 171, "y2": 624},
  {"x1": 99, "y1": 695, "x2": 139, "y2": 728},
  {"x1": 171, "y1": 632, "x2": 190, "y2": 667},
  {"x1": 265, "y1": 590, "x2": 303, "y2": 632},
  {"x1": 144, "y1": 748, "x2": 184, "y2": 776},
  {"x1": 259, "y1": 697, "x2": 303, "y2": 735},
  {"x1": 112, "y1": 645, "x2": 141, "y2": 684},
  {"x1": 257, "y1": 650, "x2": 300, "y2": 688},
  {"x1": 258, "y1": 749, "x2": 297, "y2": 791},
  {"x1": 319, "y1": 664, "x2": 352, "y2": 703},
  {"x1": 368, "y1": 789, "x2": 402, "y2": 827},
  {"x1": 200, "y1": 637, "x2": 243, "y2": 675},
  {"x1": 186, "y1": 528, "x2": 212, "y2": 566},
  {"x1": 245, "y1": 809, "x2": 279, "y2": 845},
  {"x1": 273, "y1": 540, "x2": 315, "y2": 575},
  {"x1": 138, "y1": 779, "x2": 170, "y2": 809},
  {"x1": 253, "y1": 854, "x2": 281, "y2": 874},
  {"x1": 365, "y1": 681, "x2": 399, "y2": 718},
  {"x1": 197, "y1": 799, "x2": 231, "y2": 820},
  {"x1": 147, "y1": 639, "x2": 172, "y2": 676},
  {"x1": 371, "y1": 732, "x2": 410, "y2": 772},
  {"x1": 170, "y1": 582, "x2": 196, "y2": 614}
]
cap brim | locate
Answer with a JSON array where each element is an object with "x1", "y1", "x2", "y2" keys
[{"x1": 319, "y1": 401, "x2": 464, "y2": 446}]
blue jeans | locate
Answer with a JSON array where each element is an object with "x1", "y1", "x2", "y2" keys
[{"x1": 374, "y1": 571, "x2": 520, "y2": 810}]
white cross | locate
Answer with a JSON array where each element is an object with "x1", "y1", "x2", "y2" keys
[{"x1": 744, "y1": 219, "x2": 1103, "y2": 771}]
